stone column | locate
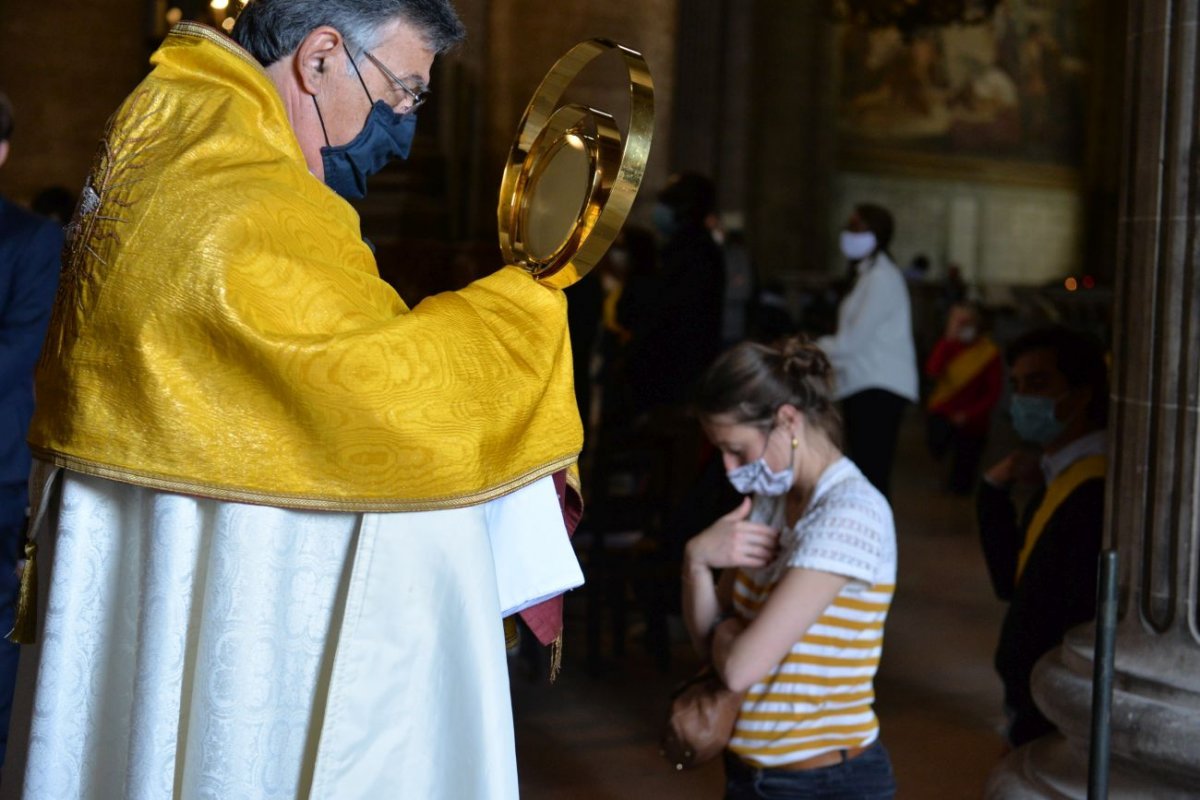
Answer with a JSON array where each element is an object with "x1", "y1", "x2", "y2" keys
[
  {"x1": 747, "y1": 1, "x2": 836, "y2": 279},
  {"x1": 988, "y1": 1, "x2": 1200, "y2": 796},
  {"x1": 667, "y1": 0, "x2": 754, "y2": 221},
  {"x1": 0, "y1": 0, "x2": 147, "y2": 203}
]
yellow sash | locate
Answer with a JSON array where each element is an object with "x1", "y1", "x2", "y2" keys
[
  {"x1": 1015, "y1": 455, "x2": 1106, "y2": 580},
  {"x1": 927, "y1": 338, "x2": 1000, "y2": 411},
  {"x1": 601, "y1": 283, "x2": 629, "y2": 339},
  {"x1": 29, "y1": 23, "x2": 581, "y2": 512}
]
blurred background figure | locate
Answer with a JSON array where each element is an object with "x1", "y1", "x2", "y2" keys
[
  {"x1": 817, "y1": 203, "x2": 917, "y2": 498},
  {"x1": 719, "y1": 228, "x2": 754, "y2": 348},
  {"x1": 595, "y1": 225, "x2": 654, "y2": 431},
  {"x1": 622, "y1": 172, "x2": 725, "y2": 419},
  {"x1": 746, "y1": 279, "x2": 797, "y2": 344},
  {"x1": 0, "y1": 90, "x2": 63, "y2": 767},
  {"x1": 940, "y1": 262, "x2": 968, "y2": 313},
  {"x1": 925, "y1": 302, "x2": 1003, "y2": 495},
  {"x1": 903, "y1": 252, "x2": 931, "y2": 282},
  {"x1": 977, "y1": 326, "x2": 1108, "y2": 748},
  {"x1": 565, "y1": 259, "x2": 604, "y2": 455},
  {"x1": 30, "y1": 185, "x2": 75, "y2": 227}
]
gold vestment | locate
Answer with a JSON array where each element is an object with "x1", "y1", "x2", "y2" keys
[{"x1": 31, "y1": 23, "x2": 582, "y2": 512}]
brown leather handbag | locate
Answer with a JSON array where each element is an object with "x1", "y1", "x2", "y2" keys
[{"x1": 660, "y1": 668, "x2": 745, "y2": 770}]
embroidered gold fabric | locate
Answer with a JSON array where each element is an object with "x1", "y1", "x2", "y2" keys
[{"x1": 30, "y1": 23, "x2": 582, "y2": 512}]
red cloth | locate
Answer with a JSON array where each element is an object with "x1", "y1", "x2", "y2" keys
[
  {"x1": 517, "y1": 469, "x2": 583, "y2": 645},
  {"x1": 925, "y1": 338, "x2": 1004, "y2": 437}
]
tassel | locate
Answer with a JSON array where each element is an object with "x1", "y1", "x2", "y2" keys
[
  {"x1": 549, "y1": 633, "x2": 563, "y2": 683},
  {"x1": 7, "y1": 538, "x2": 38, "y2": 645},
  {"x1": 503, "y1": 616, "x2": 519, "y2": 652}
]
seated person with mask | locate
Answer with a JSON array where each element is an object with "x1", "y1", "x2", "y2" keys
[
  {"x1": 977, "y1": 326, "x2": 1108, "y2": 747},
  {"x1": 925, "y1": 302, "x2": 1003, "y2": 495}
]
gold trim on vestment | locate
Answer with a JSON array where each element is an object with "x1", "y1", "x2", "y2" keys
[
  {"x1": 33, "y1": 447, "x2": 580, "y2": 513},
  {"x1": 171, "y1": 21, "x2": 263, "y2": 70}
]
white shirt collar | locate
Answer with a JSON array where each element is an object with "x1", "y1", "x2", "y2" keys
[{"x1": 1041, "y1": 430, "x2": 1107, "y2": 484}]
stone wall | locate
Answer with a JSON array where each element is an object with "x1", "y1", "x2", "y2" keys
[
  {"x1": 831, "y1": 172, "x2": 1086, "y2": 285},
  {"x1": 742, "y1": 1, "x2": 1124, "y2": 290},
  {"x1": 473, "y1": 0, "x2": 677, "y2": 238},
  {"x1": 0, "y1": 0, "x2": 149, "y2": 204},
  {"x1": 746, "y1": 0, "x2": 836, "y2": 278},
  {"x1": 0, "y1": 1, "x2": 1122, "y2": 295}
]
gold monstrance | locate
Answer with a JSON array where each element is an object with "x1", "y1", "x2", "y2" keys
[{"x1": 498, "y1": 39, "x2": 654, "y2": 289}]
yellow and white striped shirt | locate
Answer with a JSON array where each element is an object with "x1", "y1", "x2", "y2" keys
[{"x1": 728, "y1": 458, "x2": 896, "y2": 768}]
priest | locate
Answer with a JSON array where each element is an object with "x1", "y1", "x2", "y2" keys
[{"x1": 2, "y1": 2, "x2": 584, "y2": 798}]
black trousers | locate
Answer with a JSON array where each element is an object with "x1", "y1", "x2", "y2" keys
[
  {"x1": 926, "y1": 413, "x2": 988, "y2": 495},
  {"x1": 841, "y1": 389, "x2": 909, "y2": 499}
]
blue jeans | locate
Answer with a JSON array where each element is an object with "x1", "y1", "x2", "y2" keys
[{"x1": 724, "y1": 742, "x2": 896, "y2": 800}]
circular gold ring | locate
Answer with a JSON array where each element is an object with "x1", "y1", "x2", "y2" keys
[{"x1": 498, "y1": 39, "x2": 655, "y2": 289}]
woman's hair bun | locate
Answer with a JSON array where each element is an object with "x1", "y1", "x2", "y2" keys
[{"x1": 776, "y1": 336, "x2": 833, "y2": 383}]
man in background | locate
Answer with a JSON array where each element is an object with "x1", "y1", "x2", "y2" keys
[
  {"x1": 625, "y1": 172, "x2": 725, "y2": 417},
  {"x1": 0, "y1": 91, "x2": 63, "y2": 766},
  {"x1": 977, "y1": 326, "x2": 1108, "y2": 747}
]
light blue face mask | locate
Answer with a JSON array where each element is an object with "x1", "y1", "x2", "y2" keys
[
  {"x1": 652, "y1": 202, "x2": 677, "y2": 239},
  {"x1": 726, "y1": 429, "x2": 797, "y2": 496},
  {"x1": 1010, "y1": 393, "x2": 1065, "y2": 445}
]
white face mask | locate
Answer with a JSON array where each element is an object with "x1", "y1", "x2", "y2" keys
[
  {"x1": 725, "y1": 429, "x2": 796, "y2": 496},
  {"x1": 840, "y1": 230, "x2": 877, "y2": 261},
  {"x1": 958, "y1": 326, "x2": 978, "y2": 343}
]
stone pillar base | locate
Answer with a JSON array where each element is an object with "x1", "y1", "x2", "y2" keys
[
  {"x1": 985, "y1": 643, "x2": 1200, "y2": 799},
  {"x1": 983, "y1": 734, "x2": 1197, "y2": 799}
]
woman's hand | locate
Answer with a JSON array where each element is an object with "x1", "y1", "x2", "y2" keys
[{"x1": 684, "y1": 497, "x2": 780, "y2": 572}]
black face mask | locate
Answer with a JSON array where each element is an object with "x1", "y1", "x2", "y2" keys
[{"x1": 312, "y1": 48, "x2": 417, "y2": 201}]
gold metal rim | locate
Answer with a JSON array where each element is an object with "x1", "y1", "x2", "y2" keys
[{"x1": 498, "y1": 39, "x2": 655, "y2": 289}]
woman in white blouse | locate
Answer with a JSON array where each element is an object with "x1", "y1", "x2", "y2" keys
[{"x1": 816, "y1": 204, "x2": 918, "y2": 499}]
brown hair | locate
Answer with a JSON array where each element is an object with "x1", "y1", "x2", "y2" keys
[
  {"x1": 693, "y1": 336, "x2": 841, "y2": 445},
  {"x1": 855, "y1": 203, "x2": 894, "y2": 253}
]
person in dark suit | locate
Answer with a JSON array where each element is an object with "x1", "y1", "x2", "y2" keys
[
  {"x1": 0, "y1": 91, "x2": 63, "y2": 765},
  {"x1": 977, "y1": 326, "x2": 1108, "y2": 747},
  {"x1": 623, "y1": 172, "x2": 726, "y2": 417}
]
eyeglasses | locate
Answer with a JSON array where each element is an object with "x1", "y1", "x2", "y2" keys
[{"x1": 363, "y1": 50, "x2": 430, "y2": 113}]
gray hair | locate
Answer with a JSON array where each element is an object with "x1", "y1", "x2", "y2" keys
[{"x1": 232, "y1": 0, "x2": 465, "y2": 67}]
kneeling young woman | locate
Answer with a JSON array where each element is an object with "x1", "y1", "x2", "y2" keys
[{"x1": 683, "y1": 338, "x2": 897, "y2": 800}]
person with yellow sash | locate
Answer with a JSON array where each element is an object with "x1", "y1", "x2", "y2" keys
[
  {"x1": 924, "y1": 302, "x2": 1003, "y2": 494},
  {"x1": 977, "y1": 326, "x2": 1108, "y2": 748},
  {"x1": 2, "y1": 3, "x2": 586, "y2": 798}
]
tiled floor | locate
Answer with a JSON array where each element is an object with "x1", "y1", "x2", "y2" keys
[{"x1": 512, "y1": 414, "x2": 1010, "y2": 799}]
